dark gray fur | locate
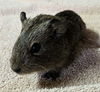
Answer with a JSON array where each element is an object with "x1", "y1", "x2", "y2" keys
[{"x1": 10, "y1": 10, "x2": 99, "y2": 80}]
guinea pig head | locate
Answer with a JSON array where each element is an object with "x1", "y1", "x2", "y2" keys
[{"x1": 10, "y1": 11, "x2": 82, "y2": 74}]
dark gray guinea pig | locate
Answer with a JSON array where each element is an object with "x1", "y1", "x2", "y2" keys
[{"x1": 10, "y1": 10, "x2": 91, "y2": 81}]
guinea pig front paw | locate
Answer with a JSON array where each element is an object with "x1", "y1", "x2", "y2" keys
[{"x1": 41, "y1": 70, "x2": 60, "y2": 81}]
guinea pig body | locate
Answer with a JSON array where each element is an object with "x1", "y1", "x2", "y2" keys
[{"x1": 10, "y1": 10, "x2": 99, "y2": 80}]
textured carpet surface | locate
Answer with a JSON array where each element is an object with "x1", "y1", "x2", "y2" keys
[{"x1": 0, "y1": 0, "x2": 100, "y2": 92}]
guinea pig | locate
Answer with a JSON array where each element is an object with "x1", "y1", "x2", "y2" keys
[{"x1": 10, "y1": 10, "x2": 98, "y2": 81}]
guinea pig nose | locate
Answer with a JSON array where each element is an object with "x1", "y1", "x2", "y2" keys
[{"x1": 13, "y1": 68, "x2": 21, "y2": 73}]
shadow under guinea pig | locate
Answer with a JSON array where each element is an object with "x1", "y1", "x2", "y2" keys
[{"x1": 37, "y1": 29, "x2": 100, "y2": 88}]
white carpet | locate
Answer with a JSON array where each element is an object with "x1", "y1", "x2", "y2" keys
[{"x1": 0, "y1": 0, "x2": 100, "y2": 92}]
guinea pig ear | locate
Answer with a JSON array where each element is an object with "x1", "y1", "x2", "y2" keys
[
  {"x1": 54, "y1": 10, "x2": 86, "y2": 45},
  {"x1": 50, "y1": 18, "x2": 82, "y2": 46},
  {"x1": 20, "y1": 11, "x2": 27, "y2": 24}
]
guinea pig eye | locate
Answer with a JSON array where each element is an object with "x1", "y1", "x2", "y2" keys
[{"x1": 30, "y1": 43, "x2": 41, "y2": 54}]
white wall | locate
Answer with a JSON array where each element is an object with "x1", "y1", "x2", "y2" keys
[{"x1": 0, "y1": 0, "x2": 100, "y2": 15}]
